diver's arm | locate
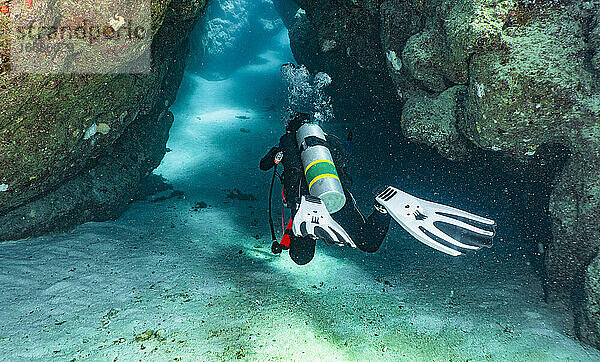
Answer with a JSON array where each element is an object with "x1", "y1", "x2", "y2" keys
[{"x1": 260, "y1": 146, "x2": 281, "y2": 171}]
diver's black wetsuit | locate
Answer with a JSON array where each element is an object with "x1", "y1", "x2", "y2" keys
[{"x1": 260, "y1": 113, "x2": 390, "y2": 265}]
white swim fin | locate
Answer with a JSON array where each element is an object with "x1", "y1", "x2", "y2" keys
[
  {"x1": 375, "y1": 186, "x2": 496, "y2": 256},
  {"x1": 292, "y1": 195, "x2": 356, "y2": 248}
]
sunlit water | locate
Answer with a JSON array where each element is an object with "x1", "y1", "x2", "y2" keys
[{"x1": 0, "y1": 19, "x2": 599, "y2": 362}]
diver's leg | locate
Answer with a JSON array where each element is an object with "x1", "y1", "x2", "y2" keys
[
  {"x1": 336, "y1": 186, "x2": 391, "y2": 253},
  {"x1": 355, "y1": 206, "x2": 391, "y2": 253}
]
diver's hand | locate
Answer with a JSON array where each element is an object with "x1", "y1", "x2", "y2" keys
[
  {"x1": 260, "y1": 146, "x2": 282, "y2": 171},
  {"x1": 271, "y1": 241, "x2": 282, "y2": 254}
]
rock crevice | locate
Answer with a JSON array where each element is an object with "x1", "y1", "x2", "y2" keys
[{"x1": 279, "y1": 0, "x2": 600, "y2": 347}]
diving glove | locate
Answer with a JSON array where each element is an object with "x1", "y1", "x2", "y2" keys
[
  {"x1": 376, "y1": 186, "x2": 496, "y2": 256},
  {"x1": 292, "y1": 195, "x2": 356, "y2": 248}
]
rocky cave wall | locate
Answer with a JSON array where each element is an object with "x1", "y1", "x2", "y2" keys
[
  {"x1": 0, "y1": 0, "x2": 208, "y2": 240},
  {"x1": 276, "y1": 0, "x2": 600, "y2": 348}
]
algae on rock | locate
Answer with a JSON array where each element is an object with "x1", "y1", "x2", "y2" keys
[
  {"x1": 401, "y1": 86, "x2": 469, "y2": 160},
  {"x1": 0, "y1": 0, "x2": 208, "y2": 240}
]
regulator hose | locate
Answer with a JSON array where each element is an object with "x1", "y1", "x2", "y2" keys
[{"x1": 268, "y1": 165, "x2": 279, "y2": 250}]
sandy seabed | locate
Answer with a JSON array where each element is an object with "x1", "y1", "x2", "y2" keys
[{"x1": 1, "y1": 30, "x2": 599, "y2": 361}]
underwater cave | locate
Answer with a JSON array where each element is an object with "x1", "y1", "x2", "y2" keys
[{"x1": 0, "y1": 0, "x2": 599, "y2": 359}]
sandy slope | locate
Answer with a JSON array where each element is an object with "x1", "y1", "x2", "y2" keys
[{"x1": 0, "y1": 29, "x2": 599, "y2": 361}]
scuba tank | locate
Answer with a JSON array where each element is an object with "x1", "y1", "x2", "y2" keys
[{"x1": 296, "y1": 123, "x2": 346, "y2": 214}]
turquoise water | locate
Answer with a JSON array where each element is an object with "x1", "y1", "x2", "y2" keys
[{"x1": 1, "y1": 2, "x2": 599, "y2": 361}]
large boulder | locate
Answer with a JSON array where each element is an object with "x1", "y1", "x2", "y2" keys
[
  {"x1": 401, "y1": 86, "x2": 468, "y2": 160},
  {"x1": 462, "y1": 3, "x2": 600, "y2": 309},
  {"x1": 578, "y1": 252, "x2": 600, "y2": 347},
  {"x1": 280, "y1": 0, "x2": 600, "y2": 348},
  {"x1": 0, "y1": 0, "x2": 208, "y2": 240}
]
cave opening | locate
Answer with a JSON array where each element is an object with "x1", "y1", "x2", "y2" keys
[{"x1": 163, "y1": 0, "x2": 559, "y2": 288}]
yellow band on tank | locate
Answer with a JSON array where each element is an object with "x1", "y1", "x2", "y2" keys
[
  {"x1": 308, "y1": 173, "x2": 340, "y2": 189},
  {"x1": 304, "y1": 159, "x2": 335, "y2": 175}
]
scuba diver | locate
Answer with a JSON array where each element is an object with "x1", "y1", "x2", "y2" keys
[{"x1": 260, "y1": 111, "x2": 496, "y2": 265}]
